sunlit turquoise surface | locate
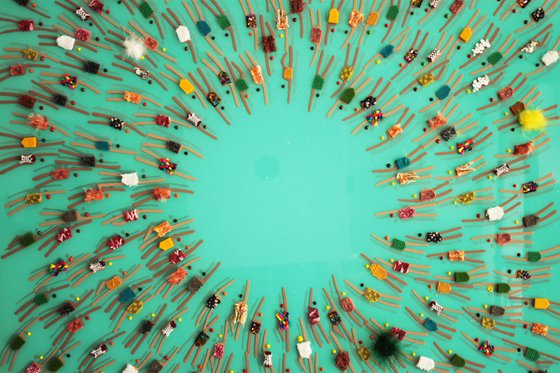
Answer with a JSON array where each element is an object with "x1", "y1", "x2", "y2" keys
[{"x1": 0, "y1": 0, "x2": 559, "y2": 372}]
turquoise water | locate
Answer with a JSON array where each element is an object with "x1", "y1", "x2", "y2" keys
[
  {"x1": 192, "y1": 104, "x2": 377, "y2": 273},
  {"x1": 0, "y1": 0, "x2": 559, "y2": 372}
]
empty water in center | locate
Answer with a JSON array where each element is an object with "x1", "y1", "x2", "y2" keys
[{"x1": 190, "y1": 104, "x2": 377, "y2": 283}]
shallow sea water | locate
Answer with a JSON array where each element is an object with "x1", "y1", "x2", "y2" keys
[{"x1": 0, "y1": 0, "x2": 559, "y2": 372}]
